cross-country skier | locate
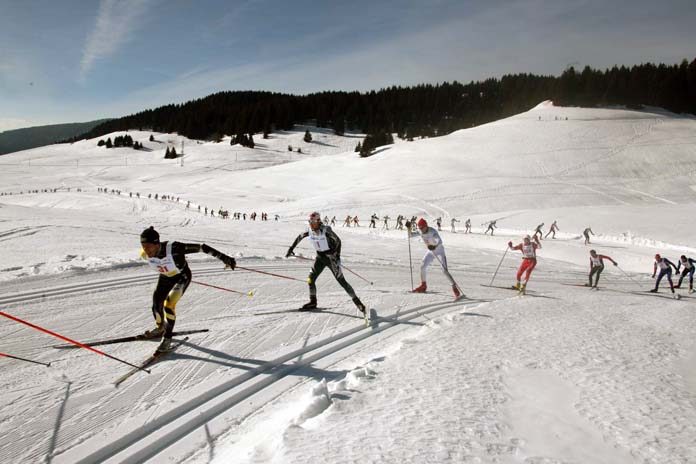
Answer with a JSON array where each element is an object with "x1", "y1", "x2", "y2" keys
[
  {"x1": 545, "y1": 220, "x2": 559, "y2": 239},
  {"x1": 435, "y1": 217, "x2": 442, "y2": 231},
  {"x1": 343, "y1": 215, "x2": 351, "y2": 227},
  {"x1": 533, "y1": 223, "x2": 544, "y2": 241},
  {"x1": 139, "y1": 226, "x2": 236, "y2": 352},
  {"x1": 651, "y1": 254, "x2": 679, "y2": 297},
  {"x1": 465, "y1": 218, "x2": 471, "y2": 234},
  {"x1": 675, "y1": 255, "x2": 696, "y2": 293},
  {"x1": 369, "y1": 214, "x2": 378, "y2": 228},
  {"x1": 508, "y1": 235, "x2": 541, "y2": 294},
  {"x1": 285, "y1": 212, "x2": 366, "y2": 313},
  {"x1": 383, "y1": 215, "x2": 390, "y2": 230},
  {"x1": 451, "y1": 218, "x2": 459, "y2": 232},
  {"x1": 587, "y1": 249, "x2": 617, "y2": 289},
  {"x1": 407, "y1": 218, "x2": 462, "y2": 298},
  {"x1": 583, "y1": 227, "x2": 594, "y2": 245},
  {"x1": 396, "y1": 215, "x2": 404, "y2": 230},
  {"x1": 484, "y1": 220, "x2": 497, "y2": 235}
]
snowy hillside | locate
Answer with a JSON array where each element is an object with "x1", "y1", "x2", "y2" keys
[{"x1": 1, "y1": 104, "x2": 695, "y2": 464}]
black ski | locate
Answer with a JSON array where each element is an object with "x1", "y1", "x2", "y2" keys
[
  {"x1": 479, "y1": 283, "x2": 552, "y2": 298},
  {"x1": 114, "y1": 337, "x2": 188, "y2": 387},
  {"x1": 51, "y1": 329, "x2": 208, "y2": 349},
  {"x1": 479, "y1": 284, "x2": 519, "y2": 291},
  {"x1": 629, "y1": 291, "x2": 682, "y2": 300}
]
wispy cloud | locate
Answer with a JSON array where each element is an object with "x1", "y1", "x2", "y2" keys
[{"x1": 80, "y1": 0, "x2": 153, "y2": 81}]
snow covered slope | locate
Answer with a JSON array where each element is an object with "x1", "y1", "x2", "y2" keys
[{"x1": 1, "y1": 104, "x2": 695, "y2": 464}]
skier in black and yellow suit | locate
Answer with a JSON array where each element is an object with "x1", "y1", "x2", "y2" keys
[{"x1": 140, "y1": 226, "x2": 236, "y2": 352}]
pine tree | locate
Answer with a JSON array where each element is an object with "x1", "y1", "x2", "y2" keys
[
  {"x1": 149, "y1": 134, "x2": 155, "y2": 142},
  {"x1": 248, "y1": 134, "x2": 255, "y2": 148},
  {"x1": 332, "y1": 118, "x2": 345, "y2": 135},
  {"x1": 98, "y1": 139, "x2": 105, "y2": 147},
  {"x1": 105, "y1": 138, "x2": 112, "y2": 148},
  {"x1": 304, "y1": 130, "x2": 312, "y2": 143},
  {"x1": 355, "y1": 142, "x2": 361, "y2": 152}
]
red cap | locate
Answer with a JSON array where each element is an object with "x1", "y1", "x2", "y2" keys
[{"x1": 417, "y1": 218, "x2": 428, "y2": 229}]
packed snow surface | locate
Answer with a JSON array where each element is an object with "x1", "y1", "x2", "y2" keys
[{"x1": 1, "y1": 106, "x2": 695, "y2": 463}]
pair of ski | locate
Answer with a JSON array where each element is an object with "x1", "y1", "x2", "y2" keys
[
  {"x1": 480, "y1": 283, "x2": 530, "y2": 296},
  {"x1": 561, "y1": 283, "x2": 600, "y2": 291},
  {"x1": 51, "y1": 329, "x2": 208, "y2": 386},
  {"x1": 562, "y1": 283, "x2": 683, "y2": 300},
  {"x1": 298, "y1": 305, "x2": 371, "y2": 327}
]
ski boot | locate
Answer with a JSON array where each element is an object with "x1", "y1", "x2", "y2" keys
[
  {"x1": 519, "y1": 283, "x2": 527, "y2": 295},
  {"x1": 353, "y1": 296, "x2": 366, "y2": 315},
  {"x1": 689, "y1": 287, "x2": 694, "y2": 294},
  {"x1": 512, "y1": 282, "x2": 521, "y2": 291},
  {"x1": 300, "y1": 296, "x2": 318, "y2": 310},
  {"x1": 649, "y1": 288, "x2": 658, "y2": 293},
  {"x1": 156, "y1": 337, "x2": 174, "y2": 353},
  {"x1": 412, "y1": 282, "x2": 427, "y2": 293},
  {"x1": 143, "y1": 325, "x2": 165, "y2": 339}
]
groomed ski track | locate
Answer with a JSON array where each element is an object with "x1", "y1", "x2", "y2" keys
[
  {"x1": 1, "y1": 258, "x2": 497, "y2": 464},
  {"x1": 71, "y1": 297, "x2": 484, "y2": 464}
]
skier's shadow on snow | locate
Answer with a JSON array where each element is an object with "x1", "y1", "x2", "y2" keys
[{"x1": 171, "y1": 342, "x2": 348, "y2": 381}]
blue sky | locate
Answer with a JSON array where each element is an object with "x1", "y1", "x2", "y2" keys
[{"x1": 1, "y1": 0, "x2": 695, "y2": 131}]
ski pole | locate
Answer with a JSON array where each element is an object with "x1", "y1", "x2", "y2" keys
[
  {"x1": 432, "y1": 252, "x2": 464, "y2": 295},
  {"x1": 192, "y1": 280, "x2": 254, "y2": 296},
  {"x1": 489, "y1": 246, "x2": 509, "y2": 286},
  {"x1": 0, "y1": 311, "x2": 150, "y2": 373},
  {"x1": 340, "y1": 263, "x2": 374, "y2": 285},
  {"x1": 290, "y1": 255, "x2": 373, "y2": 285},
  {"x1": 235, "y1": 265, "x2": 305, "y2": 282},
  {"x1": 407, "y1": 231, "x2": 414, "y2": 290},
  {"x1": 616, "y1": 265, "x2": 643, "y2": 290},
  {"x1": 0, "y1": 352, "x2": 51, "y2": 367}
]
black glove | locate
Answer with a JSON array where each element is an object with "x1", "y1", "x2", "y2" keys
[
  {"x1": 508, "y1": 241, "x2": 513, "y2": 248},
  {"x1": 613, "y1": 262, "x2": 618, "y2": 266},
  {"x1": 285, "y1": 248, "x2": 295, "y2": 258},
  {"x1": 405, "y1": 221, "x2": 412, "y2": 229},
  {"x1": 427, "y1": 245, "x2": 436, "y2": 251},
  {"x1": 222, "y1": 255, "x2": 236, "y2": 270}
]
